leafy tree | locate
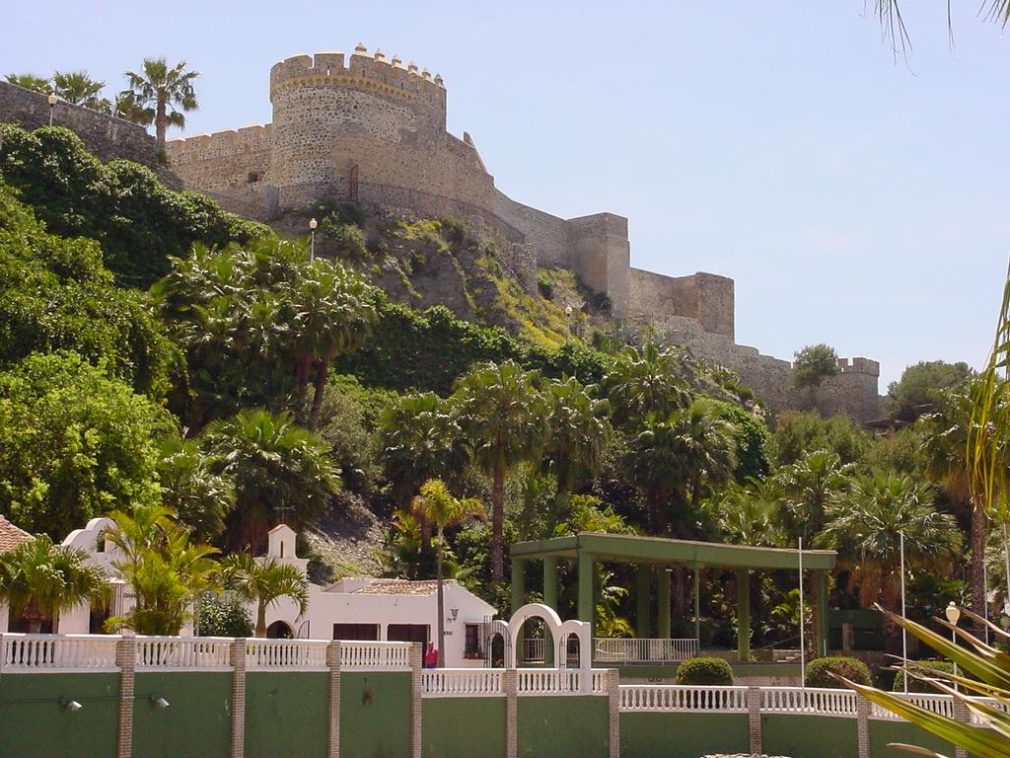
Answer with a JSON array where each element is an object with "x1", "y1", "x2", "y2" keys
[
  {"x1": 202, "y1": 409, "x2": 340, "y2": 552},
  {"x1": 816, "y1": 474, "x2": 961, "y2": 651},
  {"x1": 774, "y1": 449, "x2": 856, "y2": 544},
  {"x1": 157, "y1": 437, "x2": 236, "y2": 543},
  {"x1": 769, "y1": 411, "x2": 871, "y2": 467},
  {"x1": 52, "y1": 71, "x2": 110, "y2": 113},
  {"x1": 121, "y1": 58, "x2": 199, "y2": 150},
  {"x1": 410, "y1": 479, "x2": 484, "y2": 665},
  {"x1": 708, "y1": 400, "x2": 770, "y2": 481},
  {"x1": 196, "y1": 592, "x2": 253, "y2": 637},
  {"x1": 0, "y1": 353, "x2": 168, "y2": 538},
  {"x1": 104, "y1": 504, "x2": 219, "y2": 635},
  {"x1": 792, "y1": 343, "x2": 840, "y2": 389},
  {"x1": 5, "y1": 73, "x2": 51, "y2": 94},
  {"x1": 0, "y1": 534, "x2": 109, "y2": 633},
  {"x1": 453, "y1": 361, "x2": 545, "y2": 581},
  {"x1": 705, "y1": 479, "x2": 785, "y2": 548},
  {"x1": 379, "y1": 392, "x2": 468, "y2": 505},
  {"x1": 221, "y1": 552, "x2": 309, "y2": 638},
  {"x1": 603, "y1": 342, "x2": 690, "y2": 428},
  {"x1": 888, "y1": 360, "x2": 974, "y2": 422}
]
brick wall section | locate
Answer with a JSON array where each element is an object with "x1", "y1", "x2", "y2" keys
[
  {"x1": 327, "y1": 641, "x2": 342, "y2": 758},
  {"x1": 409, "y1": 642, "x2": 423, "y2": 758},
  {"x1": 115, "y1": 636, "x2": 137, "y2": 758},
  {"x1": 230, "y1": 639, "x2": 247, "y2": 758},
  {"x1": 0, "y1": 80, "x2": 160, "y2": 167}
]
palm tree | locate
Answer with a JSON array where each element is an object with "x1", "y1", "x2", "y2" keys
[
  {"x1": 816, "y1": 474, "x2": 961, "y2": 652},
  {"x1": 121, "y1": 58, "x2": 199, "y2": 150},
  {"x1": 202, "y1": 409, "x2": 340, "y2": 552},
  {"x1": 5, "y1": 73, "x2": 51, "y2": 94},
  {"x1": 52, "y1": 71, "x2": 110, "y2": 113},
  {"x1": 157, "y1": 436, "x2": 236, "y2": 543},
  {"x1": 541, "y1": 377, "x2": 610, "y2": 523},
  {"x1": 453, "y1": 361, "x2": 545, "y2": 581},
  {"x1": 774, "y1": 449, "x2": 856, "y2": 544},
  {"x1": 104, "y1": 504, "x2": 219, "y2": 635},
  {"x1": 410, "y1": 479, "x2": 484, "y2": 665},
  {"x1": 705, "y1": 479, "x2": 786, "y2": 548},
  {"x1": 221, "y1": 552, "x2": 309, "y2": 638},
  {"x1": 0, "y1": 535, "x2": 109, "y2": 633},
  {"x1": 379, "y1": 392, "x2": 468, "y2": 505},
  {"x1": 280, "y1": 257, "x2": 376, "y2": 430},
  {"x1": 603, "y1": 342, "x2": 690, "y2": 429}
]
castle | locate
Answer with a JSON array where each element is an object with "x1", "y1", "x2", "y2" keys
[{"x1": 0, "y1": 47, "x2": 881, "y2": 421}]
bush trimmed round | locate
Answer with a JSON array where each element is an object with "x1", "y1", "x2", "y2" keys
[
  {"x1": 892, "y1": 660, "x2": 954, "y2": 693},
  {"x1": 675, "y1": 656, "x2": 735, "y2": 685},
  {"x1": 804, "y1": 656, "x2": 872, "y2": 689}
]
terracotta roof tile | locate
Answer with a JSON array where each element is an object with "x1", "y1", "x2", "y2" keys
[
  {"x1": 351, "y1": 579, "x2": 442, "y2": 596},
  {"x1": 0, "y1": 515, "x2": 33, "y2": 553}
]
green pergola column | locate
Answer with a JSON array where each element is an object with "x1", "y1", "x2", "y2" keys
[
  {"x1": 657, "y1": 568, "x2": 671, "y2": 639},
  {"x1": 693, "y1": 567, "x2": 702, "y2": 644},
  {"x1": 815, "y1": 570, "x2": 829, "y2": 657},
  {"x1": 543, "y1": 556, "x2": 558, "y2": 612},
  {"x1": 736, "y1": 569, "x2": 751, "y2": 662},
  {"x1": 636, "y1": 566, "x2": 652, "y2": 638},
  {"x1": 578, "y1": 552, "x2": 594, "y2": 635},
  {"x1": 511, "y1": 557, "x2": 526, "y2": 614}
]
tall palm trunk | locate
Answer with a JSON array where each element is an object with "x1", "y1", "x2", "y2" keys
[
  {"x1": 155, "y1": 97, "x2": 167, "y2": 150},
  {"x1": 308, "y1": 358, "x2": 329, "y2": 431},
  {"x1": 256, "y1": 601, "x2": 267, "y2": 638},
  {"x1": 492, "y1": 460, "x2": 505, "y2": 582}
]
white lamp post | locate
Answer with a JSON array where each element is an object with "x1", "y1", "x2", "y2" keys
[
  {"x1": 945, "y1": 601, "x2": 961, "y2": 692},
  {"x1": 47, "y1": 93, "x2": 57, "y2": 126},
  {"x1": 309, "y1": 218, "x2": 318, "y2": 261}
]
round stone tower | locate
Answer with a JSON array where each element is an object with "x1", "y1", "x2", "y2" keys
[{"x1": 268, "y1": 44, "x2": 454, "y2": 211}]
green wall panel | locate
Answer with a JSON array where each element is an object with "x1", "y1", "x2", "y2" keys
[
  {"x1": 762, "y1": 714, "x2": 858, "y2": 758},
  {"x1": 340, "y1": 671, "x2": 412, "y2": 758},
  {"x1": 132, "y1": 671, "x2": 231, "y2": 758},
  {"x1": 869, "y1": 719, "x2": 957, "y2": 758},
  {"x1": 422, "y1": 697, "x2": 506, "y2": 758},
  {"x1": 245, "y1": 671, "x2": 329, "y2": 758},
  {"x1": 517, "y1": 696, "x2": 608, "y2": 758},
  {"x1": 0, "y1": 672, "x2": 119, "y2": 758},
  {"x1": 621, "y1": 712, "x2": 749, "y2": 758}
]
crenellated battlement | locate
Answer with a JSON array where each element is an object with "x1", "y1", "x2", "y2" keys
[
  {"x1": 167, "y1": 124, "x2": 272, "y2": 158},
  {"x1": 269, "y1": 45, "x2": 446, "y2": 109},
  {"x1": 835, "y1": 357, "x2": 880, "y2": 376}
]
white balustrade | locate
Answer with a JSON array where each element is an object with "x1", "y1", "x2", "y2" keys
[
  {"x1": 1, "y1": 633, "x2": 118, "y2": 672},
  {"x1": 246, "y1": 639, "x2": 328, "y2": 671},
  {"x1": 135, "y1": 636, "x2": 232, "y2": 671},
  {"x1": 594, "y1": 638, "x2": 699, "y2": 664},
  {"x1": 869, "y1": 692, "x2": 955, "y2": 721},
  {"x1": 620, "y1": 685, "x2": 748, "y2": 712},
  {"x1": 422, "y1": 669, "x2": 504, "y2": 697},
  {"x1": 760, "y1": 687, "x2": 858, "y2": 717},
  {"x1": 339, "y1": 641, "x2": 413, "y2": 671}
]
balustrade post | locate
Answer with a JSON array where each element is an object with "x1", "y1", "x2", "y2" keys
[
  {"x1": 229, "y1": 639, "x2": 247, "y2": 758},
  {"x1": 327, "y1": 641, "x2": 342, "y2": 758},
  {"x1": 503, "y1": 668, "x2": 518, "y2": 758},
  {"x1": 747, "y1": 686, "x2": 762, "y2": 755},
  {"x1": 952, "y1": 696, "x2": 969, "y2": 758},
  {"x1": 606, "y1": 670, "x2": 620, "y2": 758},
  {"x1": 856, "y1": 696, "x2": 870, "y2": 758},
  {"x1": 115, "y1": 636, "x2": 137, "y2": 758},
  {"x1": 410, "y1": 642, "x2": 422, "y2": 758}
]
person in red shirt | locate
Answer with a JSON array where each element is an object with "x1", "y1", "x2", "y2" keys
[{"x1": 423, "y1": 641, "x2": 439, "y2": 668}]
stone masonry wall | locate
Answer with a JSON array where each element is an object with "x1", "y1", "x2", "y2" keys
[{"x1": 0, "y1": 80, "x2": 160, "y2": 167}]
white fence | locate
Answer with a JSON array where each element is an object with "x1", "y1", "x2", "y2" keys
[
  {"x1": 339, "y1": 641, "x2": 412, "y2": 671},
  {"x1": 1, "y1": 633, "x2": 119, "y2": 672},
  {"x1": 135, "y1": 636, "x2": 232, "y2": 671},
  {"x1": 621, "y1": 685, "x2": 748, "y2": 712},
  {"x1": 594, "y1": 637, "x2": 698, "y2": 664},
  {"x1": 421, "y1": 669, "x2": 504, "y2": 697},
  {"x1": 246, "y1": 638, "x2": 328, "y2": 671}
]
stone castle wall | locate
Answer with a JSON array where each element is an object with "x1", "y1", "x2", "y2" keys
[{"x1": 0, "y1": 79, "x2": 161, "y2": 168}]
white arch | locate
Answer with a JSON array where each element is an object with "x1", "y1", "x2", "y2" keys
[{"x1": 503, "y1": 603, "x2": 591, "y2": 684}]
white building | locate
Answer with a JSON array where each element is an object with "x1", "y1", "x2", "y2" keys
[{"x1": 3, "y1": 518, "x2": 498, "y2": 668}]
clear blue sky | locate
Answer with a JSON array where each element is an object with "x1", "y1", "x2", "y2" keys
[{"x1": 6, "y1": 2, "x2": 1009, "y2": 388}]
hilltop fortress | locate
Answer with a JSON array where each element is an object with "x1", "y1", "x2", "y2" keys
[{"x1": 0, "y1": 46, "x2": 879, "y2": 420}]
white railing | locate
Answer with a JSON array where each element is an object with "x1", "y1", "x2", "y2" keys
[
  {"x1": 517, "y1": 668, "x2": 607, "y2": 696},
  {"x1": 246, "y1": 639, "x2": 328, "y2": 671},
  {"x1": 760, "y1": 687, "x2": 858, "y2": 717},
  {"x1": 339, "y1": 641, "x2": 413, "y2": 671},
  {"x1": 870, "y1": 692, "x2": 955, "y2": 721},
  {"x1": 422, "y1": 669, "x2": 505, "y2": 697},
  {"x1": 135, "y1": 636, "x2": 232, "y2": 671},
  {"x1": 1, "y1": 633, "x2": 119, "y2": 672},
  {"x1": 620, "y1": 685, "x2": 748, "y2": 712},
  {"x1": 594, "y1": 637, "x2": 698, "y2": 664}
]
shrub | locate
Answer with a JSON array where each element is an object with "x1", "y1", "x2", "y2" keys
[
  {"x1": 804, "y1": 656, "x2": 871, "y2": 689},
  {"x1": 321, "y1": 219, "x2": 368, "y2": 259},
  {"x1": 675, "y1": 656, "x2": 734, "y2": 685},
  {"x1": 197, "y1": 594, "x2": 253, "y2": 637},
  {"x1": 892, "y1": 660, "x2": 954, "y2": 693}
]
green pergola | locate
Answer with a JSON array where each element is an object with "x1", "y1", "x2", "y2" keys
[{"x1": 510, "y1": 532, "x2": 837, "y2": 661}]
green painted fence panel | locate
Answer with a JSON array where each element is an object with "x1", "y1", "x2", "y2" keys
[
  {"x1": 245, "y1": 671, "x2": 329, "y2": 758},
  {"x1": 340, "y1": 671, "x2": 412, "y2": 758},
  {"x1": 422, "y1": 697, "x2": 506, "y2": 758},
  {"x1": 762, "y1": 714, "x2": 859, "y2": 758},
  {"x1": 517, "y1": 696, "x2": 609, "y2": 758},
  {"x1": 621, "y1": 712, "x2": 749, "y2": 758},
  {"x1": 0, "y1": 672, "x2": 119, "y2": 758},
  {"x1": 132, "y1": 671, "x2": 231, "y2": 758},
  {"x1": 869, "y1": 719, "x2": 957, "y2": 758}
]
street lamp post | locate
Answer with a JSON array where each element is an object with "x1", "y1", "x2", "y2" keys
[
  {"x1": 945, "y1": 601, "x2": 961, "y2": 693},
  {"x1": 309, "y1": 218, "x2": 318, "y2": 261},
  {"x1": 47, "y1": 93, "x2": 57, "y2": 126}
]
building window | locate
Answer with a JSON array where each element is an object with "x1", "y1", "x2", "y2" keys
[
  {"x1": 387, "y1": 624, "x2": 429, "y2": 645},
  {"x1": 464, "y1": 624, "x2": 483, "y2": 659},
  {"x1": 333, "y1": 623, "x2": 379, "y2": 641}
]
